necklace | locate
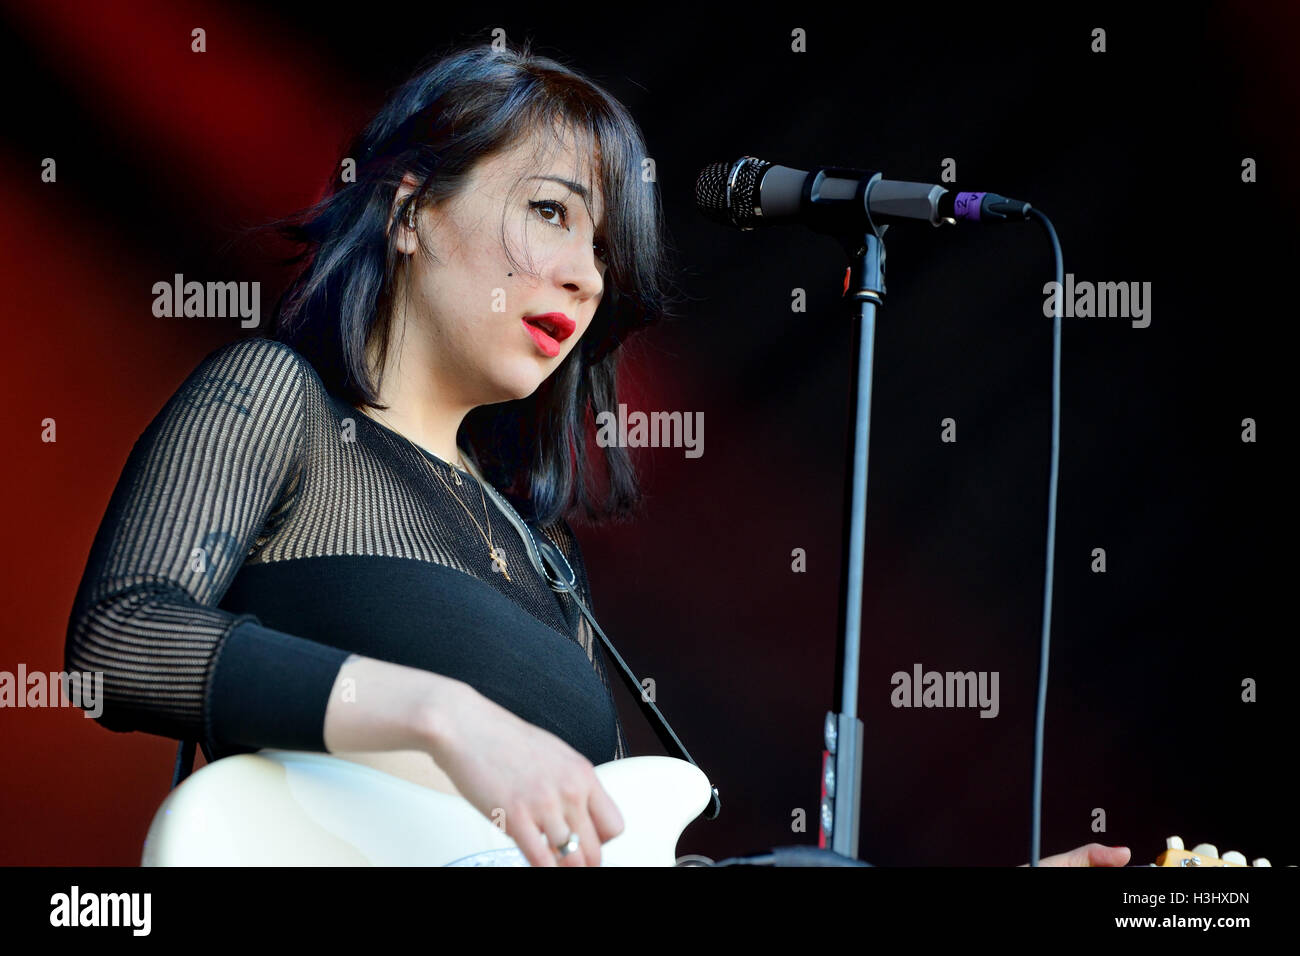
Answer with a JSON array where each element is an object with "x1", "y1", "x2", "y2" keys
[{"x1": 359, "y1": 406, "x2": 512, "y2": 582}]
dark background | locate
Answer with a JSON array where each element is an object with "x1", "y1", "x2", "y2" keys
[{"x1": 0, "y1": 1, "x2": 1292, "y2": 866}]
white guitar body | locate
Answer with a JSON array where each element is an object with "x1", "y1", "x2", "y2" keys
[{"x1": 142, "y1": 750, "x2": 712, "y2": 866}]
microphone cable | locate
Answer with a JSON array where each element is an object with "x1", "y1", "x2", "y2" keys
[{"x1": 1028, "y1": 208, "x2": 1063, "y2": 867}]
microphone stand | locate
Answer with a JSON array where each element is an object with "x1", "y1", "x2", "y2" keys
[
  {"x1": 730, "y1": 216, "x2": 888, "y2": 869},
  {"x1": 701, "y1": 161, "x2": 952, "y2": 864},
  {"x1": 819, "y1": 222, "x2": 885, "y2": 861}
]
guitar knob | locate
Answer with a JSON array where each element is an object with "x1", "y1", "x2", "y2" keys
[
  {"x1": 1221, "y1": 851, "x2": 1247, "y2": 865},
  {"x1": 1251, "y1": 857, "x2": 1271, "y2": 867},
  {"x1": 1192, "y1": 843, "x2": 1219, "y2": 859},
  {"x1": 1166, "y1": 835, "x2": 1184, "y2": 850}
]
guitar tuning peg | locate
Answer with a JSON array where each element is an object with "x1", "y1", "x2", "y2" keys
[
  {"x1": 1192, "y1": 843, "x2": 1219, "y2": 859},
  {"x1": 1166, "y1": 835, "x2": 1184, "y2": 850},
  {"x1": 1251, "y1": 857, "x2": 1271, "y2": 867},
  {"x1": 1221, "y1": 851, "x2": 1246, "y2": 865}
]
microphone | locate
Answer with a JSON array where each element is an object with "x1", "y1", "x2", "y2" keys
[{"x1": 694, "y1": 156, "x2": 1031, "y2": 234}]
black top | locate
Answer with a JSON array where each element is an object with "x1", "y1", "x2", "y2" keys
[{"x1": 64, "y1": 336, "x2": 628, "y2": 766}]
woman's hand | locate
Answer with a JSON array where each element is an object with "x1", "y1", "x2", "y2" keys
[
  {"x1": 1020, "y1": 843, "x2": 1132, "y2": 867},
  {"x1": 418, "y1": 680, "x2": 625, "y2": 867}
]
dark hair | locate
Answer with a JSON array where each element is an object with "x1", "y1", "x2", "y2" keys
[{"x1": 261, "y1": 38, "x2": 681, "y2": 526}]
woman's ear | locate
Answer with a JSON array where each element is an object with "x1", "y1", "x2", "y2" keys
[{"x1": 389, "y1": 172, "x2": 423, "y2": 254}]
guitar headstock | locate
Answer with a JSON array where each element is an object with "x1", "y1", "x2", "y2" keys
[{"x1": 1155, "y1": 835, "x2": 1271, "y2": 867}]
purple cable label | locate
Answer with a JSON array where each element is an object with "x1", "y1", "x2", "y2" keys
[{"x1": 953, "y1": 192, "x2": 986, "y2": 222}]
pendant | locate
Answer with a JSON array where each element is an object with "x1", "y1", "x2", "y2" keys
[
  {"x1": 490, "y1": 546, "x2": 511, "y2": 581},
  {"x1": 451, "y1": 468, "x2": 462, "y2": 486}
]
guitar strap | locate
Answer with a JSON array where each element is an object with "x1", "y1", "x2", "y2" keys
[
  {"x1": 476, "y1": 479, "x2": 721, "y2": 822},
  {"x1": 171, "y1": 739, "x2": 213, "y2": 789},
  {"x1": 171, "y1": 473, "x2": 721, "y2": 823}
]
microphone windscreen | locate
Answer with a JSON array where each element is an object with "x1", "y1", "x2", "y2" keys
[{"x1": 693, "y1": 157, "x2": 769, "y2": 228}]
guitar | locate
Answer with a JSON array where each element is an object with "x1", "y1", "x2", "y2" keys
[
  {"x1": 1153, "y1": 835, "x2": 1273, "y2": 867},
  {"x1": 142, "y1": 750, "x2": 713, "y2": 866}
]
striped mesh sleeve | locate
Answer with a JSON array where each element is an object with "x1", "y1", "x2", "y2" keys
[{"x1": 63, "y1": 337, "x2": 351, "y2": 753}]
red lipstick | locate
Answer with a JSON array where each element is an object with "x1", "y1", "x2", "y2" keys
[{"x1": 521, "y1": 312, "x2": 575, "y2": 358}]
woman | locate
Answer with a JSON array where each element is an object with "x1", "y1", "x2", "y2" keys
[
  {"x1": 65, "y1": 40, "x2": 670, "y2": 868},
  {"x1": 65, "y1": 39, "x2": 1128, "y2": 869}
]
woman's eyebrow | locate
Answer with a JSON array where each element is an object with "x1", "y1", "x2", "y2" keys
[{"x1": 526, "y1": 175, "x2": 590, "y2": 201}]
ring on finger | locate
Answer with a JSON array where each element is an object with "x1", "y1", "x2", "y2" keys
[{"x1": 552, "y1": 831, "x2": 581, "y2": 860}]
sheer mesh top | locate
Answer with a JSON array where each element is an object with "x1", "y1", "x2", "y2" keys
[{"x1": 64, "y1": 336, "x2": 629, "y2": 765}]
